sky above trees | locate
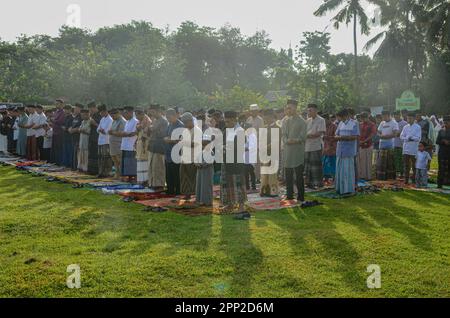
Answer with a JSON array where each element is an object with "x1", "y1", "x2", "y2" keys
[{"x1": 0, "y1": 0, "x2": 382, "y2": 54}]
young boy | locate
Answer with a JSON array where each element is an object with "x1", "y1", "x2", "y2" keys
[{"x1": 415, "y1": 142, "x2": 432, "y2": 188}]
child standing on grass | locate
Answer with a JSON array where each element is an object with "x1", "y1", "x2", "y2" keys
[{"x1": 415, "y1": 142, "x2": 432, "y2": 188}]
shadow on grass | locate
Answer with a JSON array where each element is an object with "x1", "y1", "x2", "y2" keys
[{"x1": 0, "y1": 166, "x2": 444, "y2": 295}]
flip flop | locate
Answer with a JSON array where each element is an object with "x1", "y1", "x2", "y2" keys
[
  {"x1": 143, "y1": 206, "x2": 168, "y2": 213},
  {"x1": 233, "y1": 211, "x2": 251, "y2": 220},
  {"x1": 300, "y1": 200, "x2": 323, "y2": 208}
]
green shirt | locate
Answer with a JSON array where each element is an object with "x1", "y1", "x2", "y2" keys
[{"x1": 282, "y1": 114, "x2": 307, "y2": 168}]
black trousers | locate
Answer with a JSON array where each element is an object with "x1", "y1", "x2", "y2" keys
[
  {"x1": 245, "y1": 164, "x2": 256, "y2": 190},
  {"x1": 166, "y1": 161, "x2": 181, "y2": 195},
  {"x1": 437, "y1": 155, "x2": 450, "y2": 187},
  {"x1": 36, "y1": 136, "x2": 44, "y2": 160},
  {"x1": 285, "y1": 164, "x2": 305, "y2": 201},
  {"x1": 40, "y1": 148, "x2": 51, "y2": 161}
]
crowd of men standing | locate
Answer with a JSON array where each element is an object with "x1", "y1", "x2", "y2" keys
[{"x1": 0, "y1": 99, "x2": 449, "y2": 216}]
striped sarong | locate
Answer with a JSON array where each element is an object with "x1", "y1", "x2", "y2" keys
[
  {"x1": 148, "y1": 152, "x2": 166, "y2": 187},
  {"x1": 357, "y1": 147, "x2": 373, "y2": 180},
  {"x1": 137, "y1": 160, "x2": 149, "y2": 184},
  {"x1": 26, "y1": 136, "x2": 37, "y2": 160}
]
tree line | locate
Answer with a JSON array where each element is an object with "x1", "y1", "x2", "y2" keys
[{"x1": 0, "y1": 0, "x2": 449, "y2": 114}]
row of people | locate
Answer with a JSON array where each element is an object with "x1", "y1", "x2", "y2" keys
[{"x1": 1, "y1": 101, "x2": 449, "y2": 211}]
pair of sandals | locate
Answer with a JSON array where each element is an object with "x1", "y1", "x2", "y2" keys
[
  {"x1": 300, "y1": 200, "x2": 323, "y2": 208},
  {"x1": 233, "y1": 211, "x2": 251, "y2": 220},
  {"x1": 143, "y1": 206, "x2": 168, "y2": 213}
]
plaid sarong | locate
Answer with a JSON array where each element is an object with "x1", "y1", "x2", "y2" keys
[
  {"x1": 98, "y1": 144, "x2": 112, "y2": 177},
  {"x1": 305, "y1": 150, "x2": 323, "y2": 187},
  {"x1": 121, "y1": 150, "x2": 137, "y2": 177},
  {"x1": 220, "y1": 165, "x2": 247, "y2": 206},
  {"x1": 376, "y1": 149, "x2": 396, "y2": 180},
  {"x1": 393, "y1": 147, "x2": 403, "y2": 175},
  {"x1": 180, "y1": 163, "x2": 197, "y2": 195}
]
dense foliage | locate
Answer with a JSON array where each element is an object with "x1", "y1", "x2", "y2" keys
[{"x1": 0, "y1": 1, "x2": 449, "y2": 114}]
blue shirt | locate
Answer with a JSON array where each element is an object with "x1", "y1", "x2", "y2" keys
[
  {"x1": 165, "y1": 119, "x2": 184, "y2": 162},
  {"x1": 336, "y1": 119, "x2": 359, "y2": 158}
]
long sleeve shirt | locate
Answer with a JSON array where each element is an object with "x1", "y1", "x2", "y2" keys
[
  {"x1": 148, "y1": 116, "x2": 169, "y2": 154},
  {"x1": 436, "y1": 128, "x2": 450, "y2": 159},
  {"x1": 282, "y1": 114, "x2": 307, "y2": 168},
  {"x1": 400, "y1": 123, "x2": 422, "y2": 156},
  {"x1": 52, "y1": 108, "x2": 65, "y2": 136},
  {"x1": 97, "y1": 115, "x2": 113, "y2": 145}
]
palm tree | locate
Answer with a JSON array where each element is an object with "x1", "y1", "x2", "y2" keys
[
  {"x1": 424, "y1": 0, "x2": 450, "y2": 50},
  {"x1": 364, "y1": 0, "x2": 427, "y2": 89},
  {"x1": 314, "y1": 0, "x2": 370, "y2": 104}
]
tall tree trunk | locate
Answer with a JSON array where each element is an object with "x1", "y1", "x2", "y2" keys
[{"x1": 353, "y1": 13, "x2": 359, "y2": 106}]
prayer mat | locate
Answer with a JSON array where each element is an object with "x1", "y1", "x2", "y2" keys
[
  {"x1": 245, "y1": 193, "x2": 302, "y2": 211},
  {"x1": 86, "y1": 181, "x2": 130, "y2": 188},
  {"x1": 101, "y1": 184, "x2": 145, "y2": 191},
  {"x1": 118, "y1": 191, "x2": 175, "y2": 201},
  {"x1": 134, "y1": 197, "x2": 221, "y2": 216},
  {"x1": 309, "y1": 190, "x2": 358, "y2": 199}
]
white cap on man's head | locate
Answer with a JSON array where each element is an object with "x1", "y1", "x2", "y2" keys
[{"x1": 249, "y1": 104, "x2": 259, "y2": 111}]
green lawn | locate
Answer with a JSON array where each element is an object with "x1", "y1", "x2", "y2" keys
[{"x1": 0, "y1": 166, "x2": 449, "y2": 298}]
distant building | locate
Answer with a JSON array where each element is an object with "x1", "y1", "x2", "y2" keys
[{"x1": 264, "y1": 90, "x2": 289, "y2": 103}]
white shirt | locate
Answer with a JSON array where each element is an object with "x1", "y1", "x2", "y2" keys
[
  {"x1": 400, "y1": 123, "x2": 422, "y2": 156},
  {"x1": 97, "y1": 115, "x2": 113, "y2": 145},
  {"x1": 305, "y1": 115, "x2": 326, "y2": 152},
  {"x1": 26, "y1": 112, "x2": 39, "y2": 137},
  {"x1": 378, "y1": 119, "x2": 399, "y2": 149},
  {"x1": 120, "y1": 117, "x2": 139, "y2": 151},
  {"x1": 34, "y1": 112, "x2": 47, "y2": 137}
]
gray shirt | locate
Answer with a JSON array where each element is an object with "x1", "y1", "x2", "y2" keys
[
  {"x1": 109, "y1": 117, "x2": 126, "y2": 156},
  {"x1": 282, "y1": 114, "x2": 307, "y2": 168},
  {"x1": 148, "y1": 116, "x2": 169, "y2": 154}
]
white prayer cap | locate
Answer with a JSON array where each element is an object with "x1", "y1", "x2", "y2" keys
[
  {"x1": 0, "y1": 105, "x2": 7, "y2": 110},
  {"x1": 249, "y1": 104, "x2": 259, "y2": 111},
  {"x1": 180, "y1": 112, "x2": 194, "y2": 123}
]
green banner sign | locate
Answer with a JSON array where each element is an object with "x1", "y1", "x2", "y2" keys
[{"x1": 396, "y1": 90, "x2": 420, "y2": 111}]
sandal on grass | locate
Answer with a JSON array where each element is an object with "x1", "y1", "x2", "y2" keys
[
  {"x1": 233, "y1": 211, "x2": 251, "y2": 220},
  {"x1": 300, "y1": 200, "x2": 323, "y2": 208},
  {"x1": 143, "y1": 206, "x2": 168, "y2": 213}
]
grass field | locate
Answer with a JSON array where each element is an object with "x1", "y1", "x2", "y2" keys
[{"x1": 0, "y1": 165, "x2": 449, "y2": 297}]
